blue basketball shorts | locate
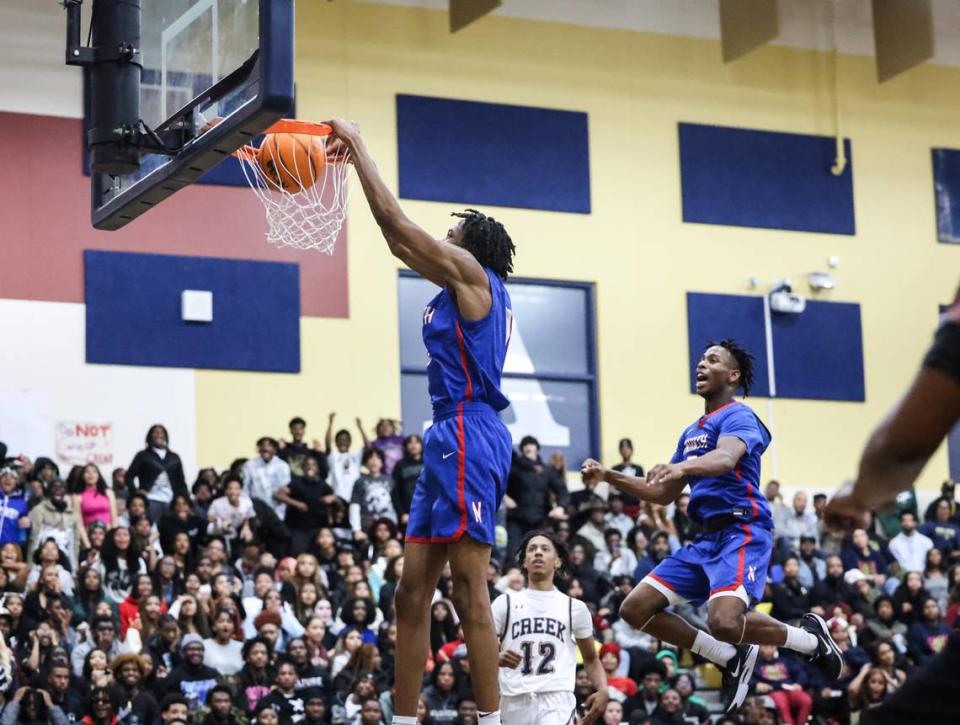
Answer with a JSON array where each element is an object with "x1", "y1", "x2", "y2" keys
[
  {"x1": 643, "y1": 523, "x2": 773, "y2": 607},
  {"x1": 405, "y1": 402, "x2": 512, "y2": 547}
]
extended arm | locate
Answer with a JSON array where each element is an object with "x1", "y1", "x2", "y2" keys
[
  {"x1": 850, "y1": 368, "x2": 959, "y2": 504},
  {"x1": 24, "y1": 633, "x2": 40, "y2": 673},
  {"x1": 274, "y1": 487, "x2": 306, "y2": 512},
  {"x1": 324, "y1": 412, "x2": 335, "y2": 455},
  {"x1": 594, "y1": 465, "x2": 685, "y2": 506},
  {"x1": 582, "y1": 437, "x2": 745, "y2": 506},
  {"x1": 326, "y1": 119, "x2": 491, "y2": 320},
  {"x1": 846, "y1": 662, "x2": 871, "y2": 703},
  {"x1": 827, "y1": 307, "x2": 960, "y2": 526},
  {"x1": 576, "y1": 636, "x2": 609, "y2": 724},
  {"x1": 355, "y1": 418, "x2": 371, "y2": 449}
]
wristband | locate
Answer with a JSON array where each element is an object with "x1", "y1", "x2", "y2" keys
[{"x1": 923, "y1": 322, "x2": 960, "y2": 386}]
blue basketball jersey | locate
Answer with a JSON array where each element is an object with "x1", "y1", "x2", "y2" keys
[
  {"x1": 669, "y1": 401, "x2": 772, "y2": 528},
  {"x1": 422, "y1": 268, "x2": 513, "y2": 418}
]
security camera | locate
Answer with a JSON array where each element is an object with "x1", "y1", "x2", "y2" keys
[
  {"x1": 808, "y1": 271, "x2": 835, "y2": 291},
  {"x1": 770, "y1": 291, "x2": 806, "y2": 314}
]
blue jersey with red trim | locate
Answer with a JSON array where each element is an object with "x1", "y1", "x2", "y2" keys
[
  {"x1": 422, "y1": 268, "x2": 512, "y2": 418},
  {"x1": 669, "y1": 401, "x2": 772, "y2": 527}
]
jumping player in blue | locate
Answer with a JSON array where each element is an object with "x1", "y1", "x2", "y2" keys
[
  {"x1": 581, "y1": 340, "x2": 842, "y2": 714},
  {"x1": 326, "y1": 119, "x2": 514, "y2": 725}
]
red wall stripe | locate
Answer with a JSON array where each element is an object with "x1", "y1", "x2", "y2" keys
[{"x1": 0, "y1": 112, "x2": 348, "y2": 318}]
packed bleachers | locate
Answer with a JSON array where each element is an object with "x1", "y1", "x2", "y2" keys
[{"x1": 0, "y1": 421, "x2": 954, "y2": 725}]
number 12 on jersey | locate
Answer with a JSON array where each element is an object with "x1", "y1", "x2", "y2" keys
[{"x1": 519, "y1": 641, "x2": 556, "y2": 676}]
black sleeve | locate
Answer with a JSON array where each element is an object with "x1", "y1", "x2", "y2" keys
[
  {"x1": 505, "y1": 471, "x2": 517, "y2": 501},
  {"x1": 392, "y1": 464, "x2": 405, "y2": 513},
  {"x1": 287, "y1": 478, "x2": 305, "y2": 503},
  {"x1": 140, "y1": 692, "x2": 161, "y2": 724},
  {"x1": 280, "y1": 579, "x2": 297, "y2": 605},
  {"x1": 312, "y1": 449, "x2": 330, "y2": 480},
  {"x1": 397, "y1": 467, "x2": 416, "y2": 517},
  {"x1": 126, "y1": 450, "x2": 145, "y2": 489},
  {"x1": 155, "y1": 672, "x2": 178, "y2": 699},
  {"x1": 924, "y1": 322, "x2": 960, "y2": 385},
  {"x1": 168, "y1": 452, "x2": 189, "y2": 499},
  {"x1": 549, "y1": 469, "x2": 571, "y2": 510},
  {"x1": 506, "y1": 455, "x2": 523, "y2": 499},
  {"x1": 770, "y1": 584, "x2": 793, "y2": 620},
  {"x1": 391, "y1": 480, "x2": 403, "y2": 520}
]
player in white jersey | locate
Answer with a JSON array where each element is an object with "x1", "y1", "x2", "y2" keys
[{"x1": 492, "y1": 530, "x2": 608, "y2": 725}]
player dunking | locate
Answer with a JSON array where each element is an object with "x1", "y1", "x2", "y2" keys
[
  {"x1": 326, "y1": 120, "x2": 515, "y2": 725},
  {"x1": 581, "y1": 339, "x2": 842, "y2": 714},
  {"x1": 494, "y1": 530, "x2": 608, "y2": 725}
]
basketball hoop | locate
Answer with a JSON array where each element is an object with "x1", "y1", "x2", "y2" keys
[{"x1": 231, "y1": 119, "x2": 350, "y2": 254}]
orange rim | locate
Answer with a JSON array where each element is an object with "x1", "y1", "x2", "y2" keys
[
  {"x1": 263, "y1": 119, "x2": 332, "y2": 136},
  {"x1": 229, "y1": 119, "x2": 333, "y2": 159}
]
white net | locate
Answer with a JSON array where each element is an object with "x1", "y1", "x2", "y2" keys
[{"x1": 234, "y1": 134, "x2": 350, "y2": 254}]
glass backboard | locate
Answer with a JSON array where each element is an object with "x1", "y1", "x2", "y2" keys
[{"x1": 89, "y1": 0, "x2": 293, "y2": 230}]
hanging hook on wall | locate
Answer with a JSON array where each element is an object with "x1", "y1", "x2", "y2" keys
[{"x1": 827, "y1": 0, "x2": 847, "y2": 176}]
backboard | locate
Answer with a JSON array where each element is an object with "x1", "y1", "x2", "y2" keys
[{"x1": 87, "y1": 0, "x2": 294, "y2": 230}]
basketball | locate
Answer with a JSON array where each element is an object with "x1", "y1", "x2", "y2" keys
[{"x1": 257, "y1": 132, "x2": 325, "y2": 193}]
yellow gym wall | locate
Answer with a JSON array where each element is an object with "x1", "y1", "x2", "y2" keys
[{"x1": 195, "y1": 1, "x2": 958, "y2": 494}]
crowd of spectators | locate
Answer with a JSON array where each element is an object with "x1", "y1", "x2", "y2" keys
[
  {"x1": 732, "y1": 478, "x2": 959, "y2": 725},
  {"x1": 0, "y1": 424, "x2": 955, "y2": 725}
]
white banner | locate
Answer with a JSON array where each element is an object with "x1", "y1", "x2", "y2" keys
[
  {"x1": 0, "y1": 300, "x2": 198, "y2": 480},
  {"x1": 55, "y1": 422, "x2": 114, "y2": 467}
]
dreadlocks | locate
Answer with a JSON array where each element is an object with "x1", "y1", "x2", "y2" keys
[
  {"x1": 451, "y1": 209, "x2": 516, "y2": 281},
  {"x1": 708, "y1": 338, "x2": 756, "y2": 397}
]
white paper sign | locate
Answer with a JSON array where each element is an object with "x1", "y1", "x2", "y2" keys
[{"x1": 55, "y1": 422, "x2": 114, "y2": 467}]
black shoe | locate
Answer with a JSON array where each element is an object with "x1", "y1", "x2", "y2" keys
[
  {"x1": 721, "y1": 643, "x2": 759, "y2": 714},
  {"x1": 801, "y1": 612, "x2": 843, "y2": 681}
]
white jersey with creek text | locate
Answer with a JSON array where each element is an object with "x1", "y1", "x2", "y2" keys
[{"x1": 492, "y1": 587, "x2": 593, "y2": 696}]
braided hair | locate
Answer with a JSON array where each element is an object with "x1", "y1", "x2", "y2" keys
[
  {"x1": 451, "y1": 209, "x2": 516, "y2": 281},
  {"x1": 708, "y1": 338, "x2": 756, "y2": 397}
]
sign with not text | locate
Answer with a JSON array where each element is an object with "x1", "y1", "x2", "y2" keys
[{"x1": 55, "y1": 422, "x2": 114, "y2": 467}]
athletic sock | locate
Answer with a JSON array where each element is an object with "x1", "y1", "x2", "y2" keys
[
  {"x1": 691, "y1": 629, "x2": 736, "y2": 666},
  {"x1": 784, "y1": 624, "x2": 819, "y2": 655},
  {"x1": 478, "y1": 710, "x2": 501, "y2": 725},
  {"x1": 392, "y1": 717, "x2": 418, "y2": 725}
]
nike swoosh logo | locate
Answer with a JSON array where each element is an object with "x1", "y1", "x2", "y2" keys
[
  {"x1": 443, "y1": 451, "x2": 456, "y2": 460},
  {"x1": 730, "y1": 662, "x2": 740, "y2": 677}
]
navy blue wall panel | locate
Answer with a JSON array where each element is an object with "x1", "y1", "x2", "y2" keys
[
  {"x1": 396, "y1": 94, "x2": 590, "y2": 213},
  {"x1": 686, "y1": 293, "x2": 771, "y2": 397},
  {"x1": 687, "y1": 293, "x2": 865, "y2": 402},
  {"x1": 84, "y1": 251, "x2": 300, "y2": 372},
  {"x1": 679, "y1": 123, "x2": 855, "y2": 235},
  {"x1": 932, "y1": 148, "x2": 960, "y2": 244},
  {"x1": 770, "y1": 300, "x2": 864, "y2": 402}
]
